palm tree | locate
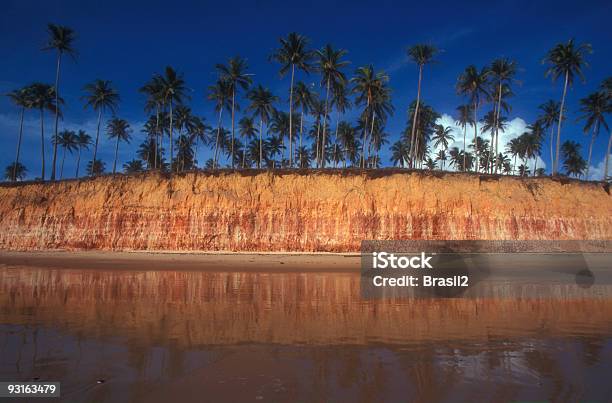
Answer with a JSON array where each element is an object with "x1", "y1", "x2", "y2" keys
[
  {"x1": 481, "y1": 110, "x2": 508, "y2": 172},
  {"x1": 432, "y1": 124, "x2": 455, "y2": 170},
  {"x1": 506, "y1": 138, "x2": 521, "y2": 175},
  {"x1": 216, "y1": 57, "x2": 253, "y2": 168},
  {"x1": 43, "y1": 24, "x2": 77, "y2": 181},
  {"x1": 140, "y1": 75, "x2": 165, "y2": 169},
  {"x1": 83, "y1": 79, "x2": 120, "y2": 172},
  {"x1": 159, "y1": 67, "x2": 188, "y2": 171},
  {"x1": 538, "y1": 100, "x2": 562, "y2": 172},
  {"x1": 247, "y1": 85, "x2": 278, "y2": 168},
  {"x1": 457, "y1": 65, "x2": 490, "y2": 172},
  {"x1": 106, "y1": 118, "x2": 132, "y2": 174},
  {"x1": 6, "y1": 86, "x2": 32, "y2": 181},
  {"x1": 489, "y1": 58, "x2": 517, "y2": 172},
  {"x1": 208, "y1": 78, "x2": 232, "y2": 168},
  {"x1": 87, "y1": 159, "x2": 105, "y2": 176},
  {"x1": 407, "y1": 44, "x2": 438, "y2": 166},
  {"x1": 239, "y1": 116, "x2": 258, "y2": 168},
  {"x1": 5, "y1": 163, "x2": 27, "y2": 181},
  {"x1": 123, "y1": 159, "x2": 144, "y2": 174},
  {"x1": 561, "y1": 140, "x2": 587, "y2": 178},
  {"x1": 331, "y1": 81, "x2": 351, "y2": 166},
  {"x1": 543, "y1": 39, "x2": 592, "y2": 174},
  {"x1": 74, "y1": 130, "x2": 91, "y2": 178},
  {"x1": 601, "y1": 78, "x2": 612, "y2": 180},
  {"x1": 578, "y1": 92, "x2": 609, "y2": 179},
  {"x1": 390, "y1": 141, "x2": 410, "y2": 168},
  {"x1": 293, "y1": 82, "x2": 316, "y2": 166},
  {"x1": 424, "y1": 157, "x2": 437, "y2": 170},
  {"x1": 54, "y1": 130, "x2": 77, "y2": 179},
  {"x1": 315, "y1": 44, "x2": 349, "y2": 168},
  {"x1": 351, "y1": 65, "x2": 391, "y2": 168},
  {"x1": 271, "y1": 33, "x2": 314, "y2": 167},
  {"x1": 455, "y1": 104, "x2": 473, "y2": 170},
  {"x1": 405, "y1": 101, "x2": 436, "y2": 166},
  {"x1": 29, "y1": 83, "x2": 61, "y2": 180}
]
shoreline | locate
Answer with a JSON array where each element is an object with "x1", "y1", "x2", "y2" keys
[{"x1": 0, "y1": 250, "x2": 361, "y2": 272}]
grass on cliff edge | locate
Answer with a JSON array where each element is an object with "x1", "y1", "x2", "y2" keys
[{"x1": 0, "y1": 168, "x2": 610, "y2": 191}]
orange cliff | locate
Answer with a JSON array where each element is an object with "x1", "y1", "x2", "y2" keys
[{"x1": 0, "y1": 170, "x2": 610, "y2": 252}]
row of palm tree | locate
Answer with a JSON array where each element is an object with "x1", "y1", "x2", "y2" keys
[{"x1": 4, "y1": 26, "x2": 611, "y2": 182}]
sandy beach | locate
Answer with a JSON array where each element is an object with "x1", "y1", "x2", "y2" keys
[{"x1": 0, "y1": 250, "x2": 361, "y2": 272}]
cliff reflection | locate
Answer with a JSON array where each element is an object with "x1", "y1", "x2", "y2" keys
[
  {"x1": 1, "y1": 267, "x2": 612, "y2": 402},
  {"x1": 1, "y1": 267, "x2": 611, "y2": 346}
]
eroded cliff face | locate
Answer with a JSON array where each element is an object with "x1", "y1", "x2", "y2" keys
[{"x1": 0, "y1": 171, "x2": 610, "y2": 251}]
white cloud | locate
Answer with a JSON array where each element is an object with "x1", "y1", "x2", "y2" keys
[
  {"x1": 429, "y1": 114, "x2": 546, "y2": 172},
  {"x1": 587, "y1": 155, "x2": 611, "y2": 181}
]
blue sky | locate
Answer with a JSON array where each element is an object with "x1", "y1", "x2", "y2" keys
[{"x1": 1, "y1": 0, "x2": 611, "y2": 179}]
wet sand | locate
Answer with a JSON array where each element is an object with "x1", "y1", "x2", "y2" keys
[{"x1": 0, "y1": 250, "x2": 361, "y2": 272}]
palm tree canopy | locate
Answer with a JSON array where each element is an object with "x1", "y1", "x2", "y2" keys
[
  {"x1": 247, "y1": 85, "x2": 278, "y2": 124},
  {"x1": 407, "y1": 44, "x2": 438, "y2": 66},
  {"x1": 315, "y1": 44, "x2": 349, "y2": 88},
  {"x1": 7, "y1": 86, "x2": 33, "y2": 109},
  {"x1": 270, "y1": 33, "x2": 314, "y2": 76},
  {"x1": 456, "y1": 65, "x2": 490, "y2": 106},
  {"x1": 579, "y1": 91, "x2": 610, "y2": 134},
  {"x1": 455, "y1": 104, "x2": 474, "y2": 128},
  {"x1": 107, "y1": 118, "x2": 132, "y2": 142},
  {"x1": 207, "y1": 79, "x2": 233, "y2": 113},
  {"x1": 83, "y1": 79, "x2": 120, "y2": 113},
  {"x1": 42, "y1": 24, "x2": 77, "y2": 58},
  {"x1": 216, "y1": 57, "x2": 253, "y2": 92},
  {"x1": 28, "y1": 83, "x2": 63, "y2": 114},
  {"x1": 54, "y1": 130, "x2": 78, "y2": 153},
  {"x1": 76, "y1": 130, "x2": 92, "y2": 149},
  {"x1": 139, "y1": 75, "x2": 165, "y2": 113},
  {"x1": 160, "y1": 66, "x2": 189, "y2": 105},
  {"x1": 489, "y1": 58, "x2": 518, "y2": 84},
  {"x1": 239, "y1": 116, "x2": 258, "y2": 139},
  {"x1": 293, "y1": 82, "x2": 317, "y2": 114},
  {"x1": 538, "y1": 100, "x2": 563, "y2": 128},
  {"x1": 543, "y1": 39, "x2": 592, "y2": 86}
]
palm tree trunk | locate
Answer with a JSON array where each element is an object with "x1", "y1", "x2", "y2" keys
[
  {"x1": 548, "y1": 125, "x2": 554, "y2": 175},
  {"x1": 60, "y1": 147, "x2": 66, "y2": 179},
  {"x1": 368, "y1": 111, "x2": 376, "y2": 167},
  {"x1": 533, "y1": 156, "x2": 538, "y2": 177},
  {"x1": 213, "y1": 108, "x2": 223, "y2": 169},
  {"x1": 13, "y1": 107, "x2": 25, "y2": 181},
  {"x1": 154, "y1": 104, "x2": 160, "y2": 169},
  {"x1": 169, "y1": 100, "x2": 174, "y2": 172},
  {"x1": 473, "y1": 102, "x2": 479, "y2": 172},
  {"x1": 40, "y1": 109, "x2": 45, "y2": 180},
  {"x1": 259, "y1": 119, "x2": 263, "y2": 168},
  {"x1": 92, "y1": 109, "x2": 102, "y2": 174},
  {"x1": 333, "y1": 111, "x2": 340, "y2": 169},
  {"x1": 462, "y1": 125, "x2": 467, "y2": 171},
  {"x1": 585, "y1": 122, "x2": 598, "y2": 180},
  {"x1": 288, "y1": 64, "x2": 295, "y2": 167},
  {"x1": 409, "y1": 65, "x2": 423, "y2": 168},
  {"x1": 299, "y1": 109, "x2": 304, "y2": 168},
  {"x1": 241, "y1": 134, "x2": 246, "y2": 168},
  {"x1": 493, "y1": 81, "x2": 503, "y2": 174},
  {"x1": 76, "y1": 147, "x2": 81, "y2": 178},
  {"x1": 315, "y1": 119, "x2": 321, "y2": 166},
  {"x1": 113, "y1": 136, "x2": 119, "y2": 174},
  {"x1": 230, "y1": 88, "x2": 236, "y2": 169},
  {"x1": 554, "y1": 71, "x2": 569, "y2": 175},
  {"x1": 51, "y1": 53, "x2": 62, "y2": 181},
  {"x1": 361, "y1": 99, "x2": 370, "y2": 168},
  {"x1": 604, "y1": 131, "x2": 611, "y2": 181},
  {"x1": 321, "y1": 79, "x2": 331, "y2": 168}
]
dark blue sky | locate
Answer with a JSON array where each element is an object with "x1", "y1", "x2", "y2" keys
[{"x1": 1, "y1": 0, "x2": 611, "y2": 179}]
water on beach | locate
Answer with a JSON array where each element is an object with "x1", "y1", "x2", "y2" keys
[{"x1": 1, "y1": 266, "x2": 612, "y2": 402}]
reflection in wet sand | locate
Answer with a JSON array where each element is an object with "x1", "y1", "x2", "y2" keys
[{"x1": 1, "y1": 266, "x2": 612, "y2": 402}]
